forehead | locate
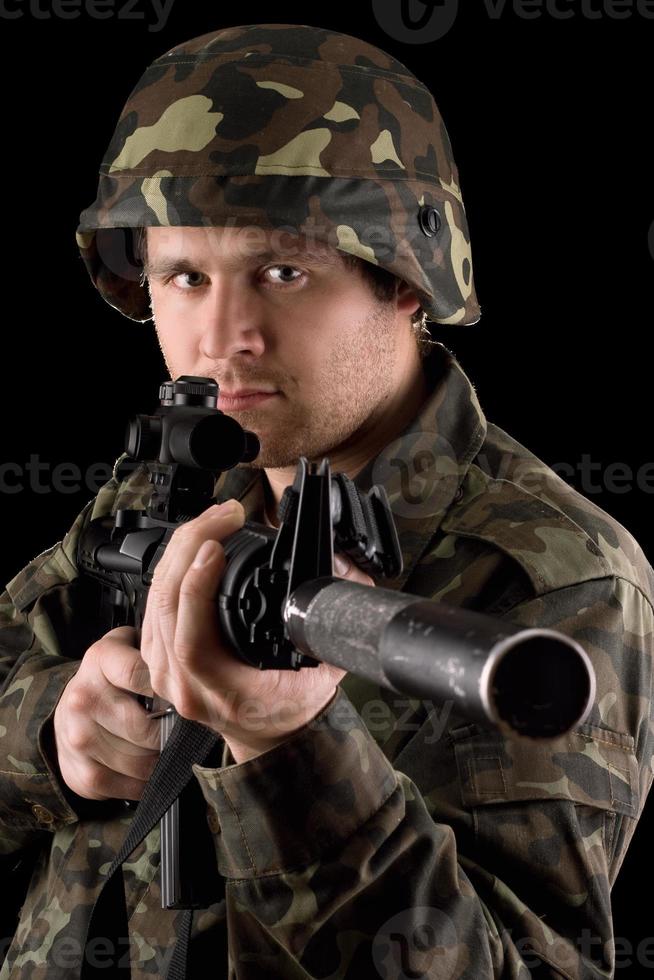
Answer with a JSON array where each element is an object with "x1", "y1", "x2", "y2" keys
[{"x1": 146, "y1": 225, "x2": 342, "y2": 266}]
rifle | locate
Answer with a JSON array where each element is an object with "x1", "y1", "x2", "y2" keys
[{"x1": 77, "y1": 375, "x2": 596, "y2": 910}]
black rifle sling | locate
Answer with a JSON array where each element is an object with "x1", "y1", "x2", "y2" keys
[{"x1": 80, "y1": 715, "x2": 222, "y2": 980}]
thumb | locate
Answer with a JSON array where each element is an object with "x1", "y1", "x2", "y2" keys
[{"x1": 333, "y1": 552, "x2": 375, "y2": 587}]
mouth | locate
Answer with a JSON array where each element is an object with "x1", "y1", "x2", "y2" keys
[{"x1": 217, "y1": 391, "x2": 279, "y2": 410}]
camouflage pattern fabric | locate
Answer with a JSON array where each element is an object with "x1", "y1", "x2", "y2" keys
[
  {"x1": 75, "y1": 23, "x2": 480, "y2": 328},
  {"x1": 1, "y1": 342, "x2": 653, "y2": 978}
]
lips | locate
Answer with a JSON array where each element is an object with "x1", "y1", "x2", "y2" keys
[
  {"x1": 217, "y1": 390, "x2": 279, "y2": 410},
  {"x1": 219, "y1": 388, "x2": 277, "y2": 397}
]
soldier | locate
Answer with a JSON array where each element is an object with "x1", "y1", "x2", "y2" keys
[{"x1": 1, "y1": 22, "x2": 653, "y2": 979}]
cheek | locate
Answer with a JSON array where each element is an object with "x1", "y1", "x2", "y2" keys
[
  {"x1": 285, "y1": 302, "x2": 363, "y2": 359},
  {"x1": 155, "y1": 318, "x2": 198, "y2": 371},
  {"x1": 150, "y1": 286, "x2": 195, "y2": 328}
]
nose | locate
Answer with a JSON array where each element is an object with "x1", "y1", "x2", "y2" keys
[{"x1": 198, "y1": 278, "x2": 267, "y2": 359}]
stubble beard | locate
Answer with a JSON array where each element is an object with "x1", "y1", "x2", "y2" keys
[{"x1": 239, "y1": 302, "x2": 399, "y2": 470}]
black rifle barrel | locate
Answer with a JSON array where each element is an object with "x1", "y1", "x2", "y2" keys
[{"x1": 284, "y1": 577, "x2": 596, "y2": 739}]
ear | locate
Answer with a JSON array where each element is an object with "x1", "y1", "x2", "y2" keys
[{"x1": 396, "y1": 280, "x2": 421, "y2": 318}]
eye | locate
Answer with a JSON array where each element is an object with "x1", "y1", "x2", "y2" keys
[
  {"x1": 165, "y1": 265, "x2": 306, "y2": 294},
  {"x1": 170, "y1": 271, "x2": 206, "y2": 291},
  {"x1": 263, "y1": 265, "x2": 305, "y2": 286}
]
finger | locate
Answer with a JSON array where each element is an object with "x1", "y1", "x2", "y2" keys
[
  {"x1": 88, "y1": 727, "x2": 160, "y2": 783},
  {"x1": 145, "y1": 503, "x2": 245, "y2": 641},
  {"x1": 150, "y1": 501, "x2": 244, "y2": 585},
  {"x1": 174, "y1": 538, "x2": 231, "y2": 673},
  {"x1": 95, "y1": 629, "x2": 155, "y2": 698},
  {"x1": 65, "y1": 756, "x2": 149, "y2": 803},
  {"x1": 90, "y1": 685, "x2": 161, "y2": 753},
  {"x1": 140, "y1": 501, "x2": 242, "y2": 653},
  {"x1": 85, "y1": 732, "x2": 159, "y2": 798},
  {"x1": 142, "y1": 504, "x2": 245, "y2": 694},
  {"x1": 333, "y1": 552, "x2": 375, "y2": 587}
]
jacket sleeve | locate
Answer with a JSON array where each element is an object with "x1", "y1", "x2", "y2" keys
[
  {"x1": 0, "y1": 558, "x2": 87, "y2": 843},
  {"x1": 190, "y1": 574, "x2": 653, "y2": 979},
  {"x1": 0, "y1": 482, "x2": 128, "y2": 845}
]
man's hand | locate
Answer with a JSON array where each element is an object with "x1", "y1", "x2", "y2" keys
[
  {"x1": 139, "y1": 499, "x2": 375, "y2": 763},
  {"x1": 53, "y1": 628, "x2": 160, "y2": 801}
]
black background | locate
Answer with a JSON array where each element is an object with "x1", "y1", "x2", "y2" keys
[{"x1": 1, "y1": 1, "x2": 652, "y2": 973}]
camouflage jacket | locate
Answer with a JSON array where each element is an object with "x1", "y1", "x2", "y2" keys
[{"x1": 1, "y1": 342, "x2": 652, "y2": 979}]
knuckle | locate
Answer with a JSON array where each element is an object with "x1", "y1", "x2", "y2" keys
[
  {"x1": 103, "y1": 625, "x2": 137, "y2": 647},
  {"x1": 66, "y1": 684, "x2": 92, "y2": 715},
  {"x1": 113, "y1": 625, "x2": 138, "y2": 642},
  {"x1": 174, "y1": 637, "x2": 199, "y2": 662},
  {"x1": 77, "y1": 761, "x2": 108, "y2": 799},
  {"x1": 84, "y1": 639, "x2": 101, "y2": 662},
  {"x1": 175, "y1": 520, "x2": 198, "y2": 537},
  {"x1": 177, "y1": 579, "x2": 198, "y2": 600},
  {"x1": 148, "y1": 583, "x2": 177, "y2": 618},
  {"x1": 173, "y1": 689, "x2": 201, "y2": 722},
  {"x1": 149, "y1": 578, "x2": 172, "y2": 604},
  {"x1": 124, "y1": 660, "x2": 151, "y2": 696},
  {"x1": 68, "y1": 724, "x2": 93, "y2": 755},
  {"x1": 67, "y1": 720, "x2": 93, "y2": 752},
  {"x1": 168, "y1": 522, "x2": 200, "y2": 551},
  {"x1": 147, "y1": 666, "x2": 166, "y2": 697}
]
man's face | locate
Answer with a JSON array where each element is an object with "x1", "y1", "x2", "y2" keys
[{"x1": 145, "y1": 225, "x2": 421, "y2": 470}]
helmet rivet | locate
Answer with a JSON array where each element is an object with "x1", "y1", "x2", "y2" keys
[{"x1": 418, "y1": 205, "x2": 441, "y2": 237}]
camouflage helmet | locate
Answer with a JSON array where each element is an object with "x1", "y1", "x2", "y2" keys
[{"x1": 76, "y1": 23, "x2": 481, "y2": 326}]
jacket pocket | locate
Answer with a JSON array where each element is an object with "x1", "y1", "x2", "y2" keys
[{"x1": 451, "y1": 721, "x2": 639, "y2": 819}]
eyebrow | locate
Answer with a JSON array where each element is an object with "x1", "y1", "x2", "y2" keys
[{"x1": 145, "y1": 249, "x2": 340, "y2": 280}]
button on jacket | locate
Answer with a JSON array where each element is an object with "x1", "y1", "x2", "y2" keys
[{"x1": 1, "y1": 343, "x2": 652, "y2": 978}]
